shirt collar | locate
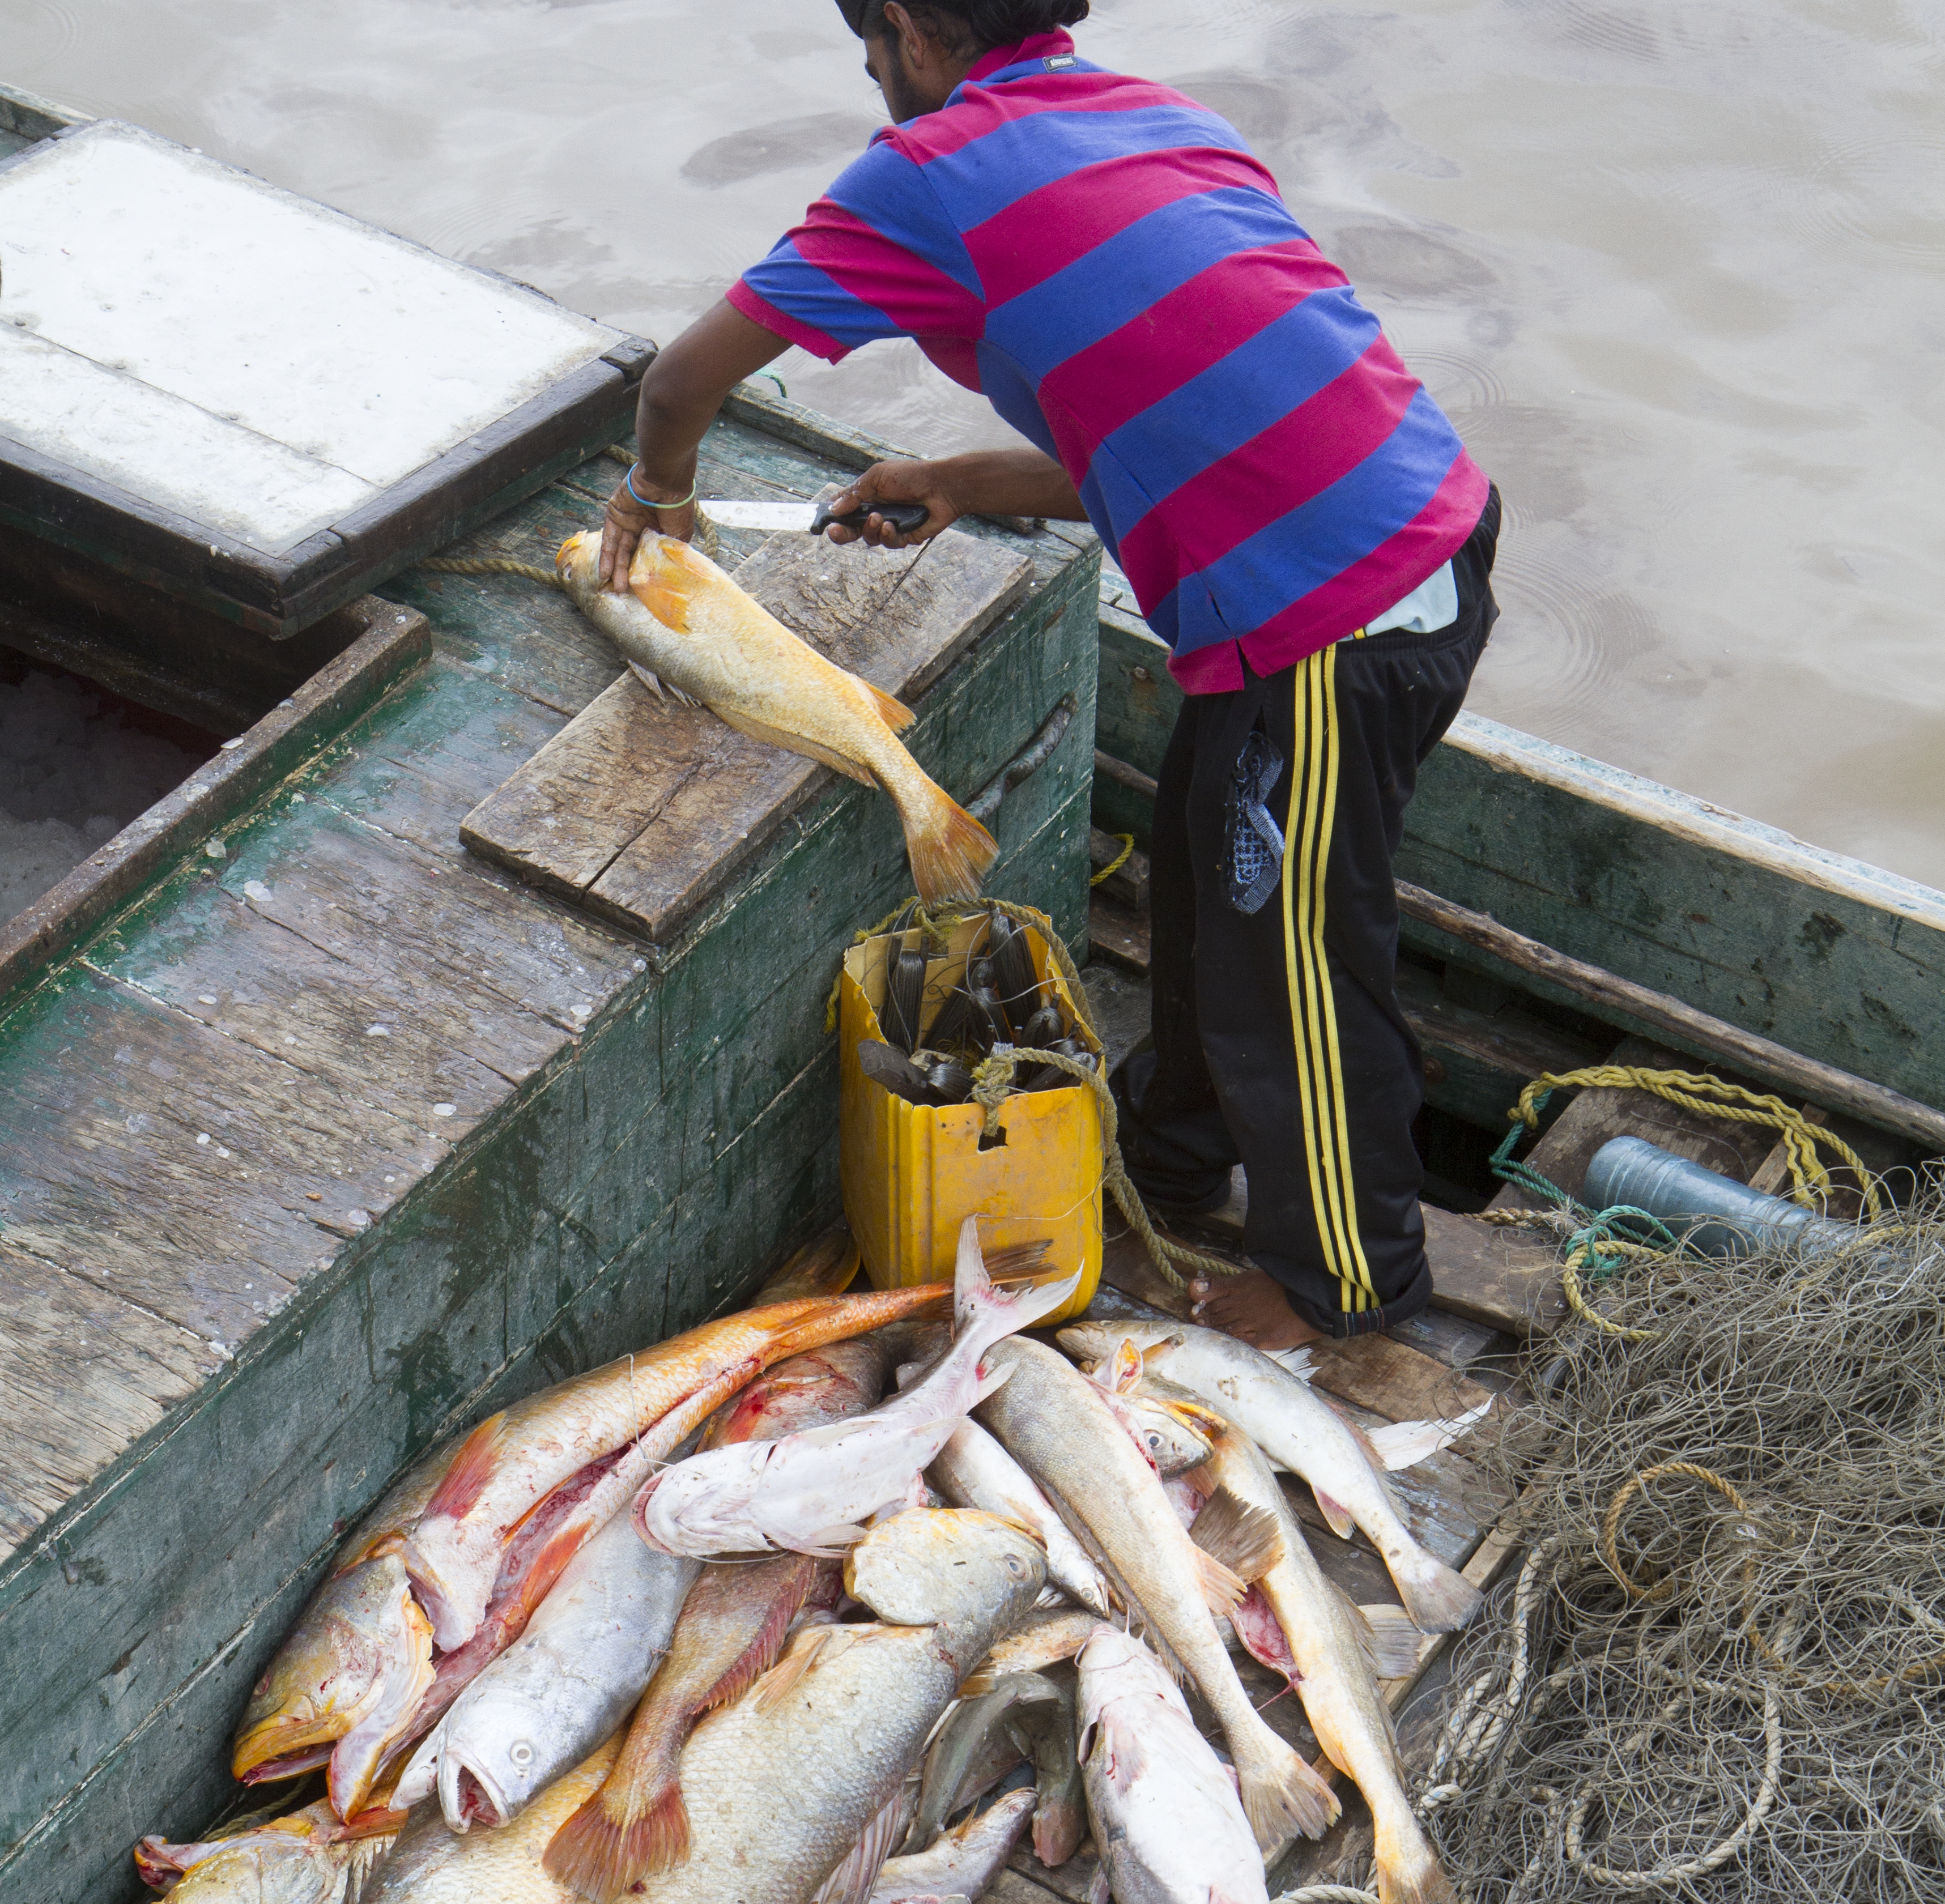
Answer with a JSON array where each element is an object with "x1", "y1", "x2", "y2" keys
[{"x1": 961, "y1": 28, "x2": 1078, "y2": 86}]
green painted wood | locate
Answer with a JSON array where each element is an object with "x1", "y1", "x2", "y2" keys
[
  {"x1": 1095, "y1": 604, "x2": 1178, "y2": 785},
  {"x1": 1401, "y1": 714, "x2": 1945, "y2": 1115},
  {"x1": 0, "y1": 403, "x2": 1095, "y2": 1903}
]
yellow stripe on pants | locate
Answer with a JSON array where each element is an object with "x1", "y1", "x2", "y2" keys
[{"x1": 1280, "y1": 646, "x2": 1378, "y2": 1313}]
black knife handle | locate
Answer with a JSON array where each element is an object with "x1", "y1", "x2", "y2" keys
[{"x1": 810, "y1": 499, "x2": 931, "y2": 537}]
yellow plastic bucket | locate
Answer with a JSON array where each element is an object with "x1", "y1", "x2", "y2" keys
[{"x1": 838, "y1": 908, "x2": 1103, "y2": 1326}]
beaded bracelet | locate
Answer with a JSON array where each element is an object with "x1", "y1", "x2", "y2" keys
[{"x1": 624, "y1": 463, "x2": 698, "y2": 511}]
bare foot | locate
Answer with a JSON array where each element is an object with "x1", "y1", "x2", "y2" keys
[{"x1": 1188, "y1": 1267, "x2": 1324, "y2": 1353}]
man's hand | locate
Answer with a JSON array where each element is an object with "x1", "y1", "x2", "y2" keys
[
  {"x1": 825, "y1": 447, "x2": 1088, "y2": 548},
  {"x1": 598, "y1": 476, "x2": 696, "y2": 591},
  {"x1": 821, "y1": 459, "x2": 962, "y2": 551}
]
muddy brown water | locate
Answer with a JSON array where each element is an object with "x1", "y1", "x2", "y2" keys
[{"x1": 14, "y1": 1, "x2": 1945, "y2": 885}]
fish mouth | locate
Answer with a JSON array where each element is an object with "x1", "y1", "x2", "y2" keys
[
  {"x1": 232, "y1": 1719, "x2": 346, "y2": 1784},
  {"x1": 440, "y1": 1749, "x2": 511, "y2": 1833}
]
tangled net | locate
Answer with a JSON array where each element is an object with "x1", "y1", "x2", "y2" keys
[{"x1": 1417, "y1": 1198, "x2": 1945, "y2": 1901}]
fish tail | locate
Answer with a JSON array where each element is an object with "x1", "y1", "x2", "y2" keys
[
  {"x1": 1394, "y1": 1552, "x2": 1483, "y2": 1636},
  {"x1": 544, "y1": 1778, "x2": 690, "y2": 1900},
  {"x1": 952, "y1": 1216, "x2": 1084, "y2": 1351},
  {"x1": 891, "y1": 771, "x2": 999, "y2": 905},
  {"x1": 1233, "y1": 1720, "x2": 1342, "y2": 1850},
  {"x1": 1372, "y1": 1801, "x2": 1460, "y2": 1904}
]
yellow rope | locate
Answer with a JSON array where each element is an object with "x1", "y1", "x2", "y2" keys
[
  {"x1": 1089, "y1": 834, "x2": 1135, "y2": 887},
  {"x1": 1510, "y1": 1065, "x2": 1886, "y2": 1220},
  {"x1": 419, "y1": 555, "x2": 561, "y2": 587}
]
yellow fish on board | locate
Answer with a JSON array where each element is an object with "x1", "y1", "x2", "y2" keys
[{"x1": 556, "y1": 531, "x2": 999, "y2": 905}]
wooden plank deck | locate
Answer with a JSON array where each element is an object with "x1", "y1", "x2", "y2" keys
[{"x1": 0, "y1": 393, "x2": 1101, "y2": 1904}]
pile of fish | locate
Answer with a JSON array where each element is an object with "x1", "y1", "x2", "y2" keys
[
  {"x1": 859, "y1": 910, "x2": 1100, "y2": 1110},
  {"x1": 141, "y1": 1223, "x2": 1483, "y2": 1904}
]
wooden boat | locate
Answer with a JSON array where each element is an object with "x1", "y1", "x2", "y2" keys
[{"x1": 3, "y1": 72, "x2": 1941, "y2": 1904}]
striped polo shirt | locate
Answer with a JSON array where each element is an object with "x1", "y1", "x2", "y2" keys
[{"x1": 729, "y1": 31, "x2": 1487, "y2": 693}]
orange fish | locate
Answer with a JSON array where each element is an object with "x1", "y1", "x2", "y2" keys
[
  {"x1": 556, "y1": 530, "x2": 998, "y2": 905},
  {"x1": 233, "y1": 1283, "x2": 950, "y2": 1819}
]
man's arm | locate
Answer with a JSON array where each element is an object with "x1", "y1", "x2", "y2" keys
[
  {"x1": 822, "y1": 448, "x2": 1089, "y2": 549},
  {"x1": 598, "y1": 300, "x2": 789, "y2": 589}
]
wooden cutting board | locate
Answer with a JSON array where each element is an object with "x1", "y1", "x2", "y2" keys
[{"x1": 459, "y1": 523, "x2": 1033, "y2": 944}]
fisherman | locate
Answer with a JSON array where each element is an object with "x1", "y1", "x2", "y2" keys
[{"x1": 598, "y1": 0, "x2": 1500, "y2": 1354}]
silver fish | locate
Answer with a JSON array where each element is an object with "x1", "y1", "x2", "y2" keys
[
  {"x1": 870, "y1": 1786, "x2": 1035, "y2": 1903},
  {"x1": 1078, "y1": 1625, "x2": 1266, "y2": 1904},
  {"x1": 1058, "y1": 1320, "x2": 1482, "y2": 1635},
  {"x1": 394, "y1": 1514, "x2": 699, "y2": 1830},
  {"x1": 976, "y1": 1338, "x2": 1338, "y2": 1850},
  {"x1": 635, "y1": 1508, "x2": 1046, "y2": 1904}
]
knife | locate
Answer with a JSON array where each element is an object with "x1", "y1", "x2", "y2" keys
[{"x1": 701, "y1": 498, "x2": 931, "y2": 536}]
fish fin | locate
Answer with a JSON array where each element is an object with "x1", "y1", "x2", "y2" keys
[
  {"x1": 808, "y1": 1776, "x2": 907, "y2": 1904},
  {"x1": 715, "y1": 706, "x2": 878, "y2": 785},
  {"x1": 1086, "y1": 1864, "x2": 1112, "y2": 1904},
  {"x1": 1363, "y1": 1401, "x2": 1493, "y2": 1472},
  {"x1": 1104, "y1": 1337, "x2": 1143, "y2": 1395},
  {"x1": 902, "y1": 785, "x2": 1000, "y2": 906},
  {"x1": 954, "y1": 1217, "x2": 1085, "y2": 1351},
  {"x1": 419, "y1": 1413, "x2": 508, "y2": 1525},
  {"x1": 1312, "y1": 1487, "x2": 1358, "y2": 1541},
  {"x1": 546, "y1": 1778, "x2": 691, "y2": 1898},
  {"x1": 627, "y1": 659, "x2": 669, "y2": 702},
  {"x1": 1394, "y1": 1554, "x2": 1484, "y2": 1637},
  {"x1": 1263, "y1": 1343, "x2": 1317, "y2": 1379},
  {"x1": 692, "y1": 1554, "x2": 824, "y2": 1717},
  {"x1": 625, "y1": 576, "x2": 692, "y2": 633},
  {"x1": 1190, "y1": 1486, "x2": 1284, "y2": 1586},
  {"x1": 1233, "y1": 1729, "x2": 1341, "y2": 1850},
  {"x1": 1354, "y1": 1599, "x2": 1428, "y2": 1680},
  {"x1": 861, "y1": 679, "x2": 916, "y2": 732},
  {"x1": 984, "y1": 1237, "x2": 1054, "y2": 1281},
  {"x1": 1189, "y1": 1542, "x2": 1248, "y2": 1618},
  {"x1": 754, "y1": 1622, "x2": 866, "y2": 1712}
]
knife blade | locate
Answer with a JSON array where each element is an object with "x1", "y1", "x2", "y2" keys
[{"x1": 700, "y1": 498, "x2": 930, "y2": 536}]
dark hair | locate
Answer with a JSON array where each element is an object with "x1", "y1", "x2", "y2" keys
[{"x1": 838, "y1": 0, "x2": 1089, "y2": 54}]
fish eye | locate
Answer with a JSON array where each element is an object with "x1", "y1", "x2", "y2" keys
[
  {"x1": 510, "y1": 1741, "x2": 533, "y2": 1767},
  {"x1": 1005, "y1": 1553, "x2": 1027, "y2": 1577}
]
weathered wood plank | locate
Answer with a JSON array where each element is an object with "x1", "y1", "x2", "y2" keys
[
  {"x1": 1420, "y1": 1203, "x2": 1568, "y2": 1335},
  {"x1": 0, "y1": 1244, "x2": 212, "y2": 1560},
  {"x1": 1304, "y1": 1332, "x2": 1493, "y2": 1426},
  {"x1": 0, "y1": 600, "x2": 429, "y2": 1005},
  {"x1": 1403, "y1": 712, "x2": 1945, "y2": 1116},
  {"x1": 1086, "y1": 887, "x2": 1150, "y2": 975},
  {"x1": 461, "y1": 525, "x2": 1034, "y2": 941},
  {"x1": 1095, "y1": 604, "x2": 1178, "y2": 790}
]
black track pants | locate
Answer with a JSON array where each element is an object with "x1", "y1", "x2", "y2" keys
[{"x1": 1115, "y1": 493, "x2": 1500, "y2": 1337}]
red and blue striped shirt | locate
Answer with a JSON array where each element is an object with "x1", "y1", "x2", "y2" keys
[{"x1": 729, "y1": 31, "x2": 1487, "y2": 693}]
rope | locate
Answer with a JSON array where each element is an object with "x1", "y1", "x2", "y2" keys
[
  {"x1": 1419, "y1": 1537, "x2": 1784, "y2": 1891},
  {"x1": 1600, "y1": 1462, "x2": 1945, "y2": 1696},
  {"x1": 419, "y1": 555, "x2": 561, "y2": 587},
  {"x1": 1089, "y1": 833, "x2": 1135, "y2": 886},
  {"x1": 1505, "y1": 1067, "x2": 1884, "y2": 1219},
  {"x1": 1271, "y1": 1888, "x2": 1381, "y2": 1903},
  {"x1": 1486, "y1": 1062, "x2": 1887, "y2": 1343},
  {"x1": 969, "y1": 1043, "x2": 1237, "y2": 1292}
]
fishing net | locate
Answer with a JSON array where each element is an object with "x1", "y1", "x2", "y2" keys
[{"x1": 1416, "y1": 1197, "x2": 1945, "y2": 1902}]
